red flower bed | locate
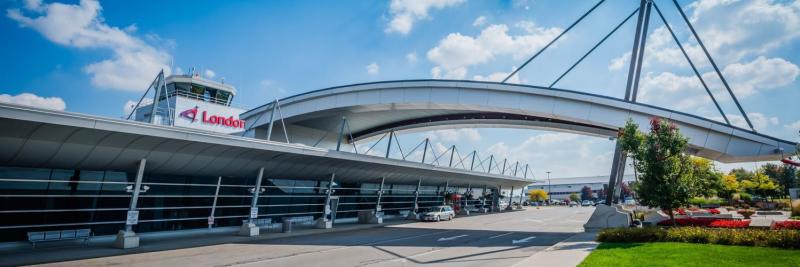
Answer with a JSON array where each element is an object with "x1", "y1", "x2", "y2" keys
[
  {"x1": 708, "y1": 208, "x2": 720, "y2": 214},
  {"x1": 658, "y1": 218, "x2": 750, "y2": 228},
  {"x1": 708, "y1": 219, "x2": 750, "y2": 228},
  {"x1": 676, "y1": 208, "x2": 686, "y2": 215},
  {"x1": 771, "y1": 220, "x2": 800, "y2": 230}
]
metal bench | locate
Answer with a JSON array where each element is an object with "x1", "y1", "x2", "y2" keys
[{"x1": 27, "y1": 229, "x2": 91, "y2": 248}]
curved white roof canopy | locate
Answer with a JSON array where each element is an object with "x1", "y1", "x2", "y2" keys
[
  {"x1": 0, "y1": 103, "x2": 531, "y2": 188},
  {"x1": 241, "y1": 80, "x2": 796, "y2": 163}
]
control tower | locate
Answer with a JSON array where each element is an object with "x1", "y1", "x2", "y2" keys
[{"x1": 128, "y1": 71, "x2": 246, "y2": 134}]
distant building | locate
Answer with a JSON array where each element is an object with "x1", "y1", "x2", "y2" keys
[{"x1": 524, "y1": 174, "x2": 636, "y2": 200}]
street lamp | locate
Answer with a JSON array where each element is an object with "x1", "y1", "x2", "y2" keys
[{"x1": 546, "y1": 171, "x2": 551, "y2": 203}]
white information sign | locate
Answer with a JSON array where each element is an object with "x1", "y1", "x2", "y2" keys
[
  {"x1": 207, "y1": 216, "x2": 215, "y2": 225},
  {"x1": 250, "y1": 207, "x2": 259, "y2": 219},
  {"x1": 126, "y1": 210, "x2": 139, "y2": 225}
]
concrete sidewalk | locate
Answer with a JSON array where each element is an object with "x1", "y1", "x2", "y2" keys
[
  {"x1": 0, "y1": 218, "x2": 409, "y2": 267},
  {"x1": 511, "y1": 232, "x2": 599, "y2": 267}
]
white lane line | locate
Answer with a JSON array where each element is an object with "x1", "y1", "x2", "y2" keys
[
  {"x1": 524, "y1": 219, "x2": 544, "y2": 223},
  {"x1": 512, "y1": 236, "x2": 536, "y2": 244},
  {"x1": 437, "y1": 234, "x2": 468, "y2": 241},
  {"x1": 488, "y1": 232, "x2": 513, "y2": 239}
]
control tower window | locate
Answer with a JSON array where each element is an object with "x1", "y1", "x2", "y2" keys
[{"x1": 217, "y1": 91, "x2": 231, "y2": 105}]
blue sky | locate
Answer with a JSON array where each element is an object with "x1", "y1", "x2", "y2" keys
[{"x1": 2, "y1": 0, "x2": 799, "y2": 179}]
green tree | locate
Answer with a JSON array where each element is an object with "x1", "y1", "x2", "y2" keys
[
  {"x1": 569, "y1": 192, "x2": 580, "y2": 203},
  {"x1": 528, "y1": 189, "x2": 548, "y2": 202},
  {"x1": 729, "y1": 168, "x2": 754, "y2": 181},
  {"x1": 619, "y1": 118, "x2": 694, "y2": 225},
  {"x1": 740, "y1": 172, "x2": 780, "y2": 199},
  {"x1": 762, "y1": 163, "x2": 797, "y2": 198},
  {"x1": 580, "y1": 186, "x2": 593, "y2": 201},
  {"x1": 720, "y1": 174, "x2": 740, "y2": 200},
  {"x1": 690, "y1": 157, "x2": 723, "y2": 198}
]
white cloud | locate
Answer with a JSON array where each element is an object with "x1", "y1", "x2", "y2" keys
[
  {"x1": 259, "y1": 80, "x2": 273, "y2": 87},
  {"x1": 423, "y1": 128, "x2": 481, "y2": 143},
  {"x1": 174, "y1": 67, "x2": 184, "y2": 75},
  {"x1": 204, "y1": 69, "x2": 216, "y2": 79},
  {"x1": 714, "y1": 56, "x2": 799, "y2": 97},
  {"x1": 406, "y1": 52, "x2": 418, "y2": 63},
  {"x1": 608, "y1": 51, "x2": 630, "y2": 71},
  {"x1": 637, "y1": 56, "x2": 799, "y2": 111},
  {"x1": 0, "y1": 92, "x2": 66, "y2": 111},
  {"x1": 366, "y1": 63, "x2": 380, "y2": 75},
  {"x1": 385, "y1": 0, "x2": 465, "y2": 35},
  {"x1": 427, "y1": 23, "x2": 561, "y2": 79},
  {"x1": 785, "y1": 120, "x2": 800, "y2": 131},
  {"x1": 472, "y1": 68, "x2": 521, "y2": 83},
  {"x1": 486, "y1": 142, "x2": 509, "y2": 158},
  {"x1": 472, "y1": 16, "x2": 486, "y2": 27},
  {"x1": 7, "y1": 0, "x2": 172, "y2": 91},
  {"x1": 122, "y1": 98, "x2": 152, "y2": 117},
  {"x1": 719, "y1": 112, "x2": 779, "y2": 131}
]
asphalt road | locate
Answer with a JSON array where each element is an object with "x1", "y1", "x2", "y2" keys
[{"x1": 36, "y1": 207, "x2": 595, "y2": 267}]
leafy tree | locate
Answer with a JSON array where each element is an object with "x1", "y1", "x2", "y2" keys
[
  {"x1": 580, "y1": 186, "x2": 593, "y2": 201},
  {"x1": 569, "y1": 192, "x2": 580, "y2": 202},
  {"x1": 720, "y1": 174, "x2": 740, "y2": 199},
  {"x1": 619, "y1": 118, "x2": 694, "y2": 225},
  {"x1": 690, "y1": 157, "x2": 724, "y2": 198},
  {"x1": 729, "y1": 168, "x2": 754, "y2": 181},
  {"x1": 621, "y1": 182, "x2": 634, "y2": 199},
  {"x1": 597, "y1": 187, "x2": 607, "y2": 201},
  {"x1": 740, "y1": 172, "x2": 780, "y2": 199},
  {"x1": 762, "y1": 163, "x2": 797, "y2": 198},
  {"x1": 528, "y1": 189, "x2": 548, "y2": 202}
]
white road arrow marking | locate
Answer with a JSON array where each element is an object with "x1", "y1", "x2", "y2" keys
[
  {"x1": 437, "y1": 234, "x2": 468, "y2": 241},
  {"x1": 512, "y1": 236, "x2": 536, "y2": 244},
  {"x1": 488, "y1": 232, "x2": 513, "y2": 239}
]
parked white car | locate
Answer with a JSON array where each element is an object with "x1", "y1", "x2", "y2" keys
[{"x1": 420, "y1": 206, "x2": 455, "y2": 222}]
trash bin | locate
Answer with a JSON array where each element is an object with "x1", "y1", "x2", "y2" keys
[{"x1": 282, "y1": 218, "x2": 292, "y2": 233}]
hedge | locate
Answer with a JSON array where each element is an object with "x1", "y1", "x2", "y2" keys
[{"x1": 596, "y1": 227, "x2": 800, "y2": 249}]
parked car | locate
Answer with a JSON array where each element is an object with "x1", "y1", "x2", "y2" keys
[
  {"x1": 593, "y1": 200, "x2": 606, "y2": 206},
  {"x1": 623, "y1": 198, "x2": 637, "y2": 206},
  {"x1": 568, "y1": 201, "x2": 578, "y2": 207},
  {"x1": 581, "y1": 200, "x2": 593, "y2": 206},
  {"x1": 420, "y1": 206, "x2": 455, "y2": 222}
]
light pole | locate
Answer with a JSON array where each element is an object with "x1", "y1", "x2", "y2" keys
[{"x1": 546, "y1": 171, "x2": 551, "y2": 204}]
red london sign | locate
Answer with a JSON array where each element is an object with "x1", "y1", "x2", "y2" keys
[{"x1": 179, "y1": 106, "x2": 245, "y2": 129}]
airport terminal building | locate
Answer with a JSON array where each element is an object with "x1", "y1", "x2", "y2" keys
[{"x1": 0, "y1": 74, "x2": 533, "y2": 246}]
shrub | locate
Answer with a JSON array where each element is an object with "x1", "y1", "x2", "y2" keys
[
  {"x1": 739, "y1": 192, "x2": 753, "y2": 201},
  {"x1": 596, "y1": 227, "x2": 800, "y2": 249},
  {"x1": 596, "y1": 227, "x2": 665, "y2": 243},
  {"x1": 771, "y1": 220, "x2": 800, "y2": 230}
]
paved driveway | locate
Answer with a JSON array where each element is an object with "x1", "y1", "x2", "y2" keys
[{"x1": 30, "y1": 207, "x2": 595, "y2": 267}]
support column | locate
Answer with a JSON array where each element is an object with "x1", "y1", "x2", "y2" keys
[
  {"x1": 517, "y1": 187, "x2": 525, "y2": 209},
  {"x1": 480, "y1": 185, "x2": 488, "y2": 213},
  {"x1": 442, "y1": 181, "x2": 449, "y2": 205},
  {"x1": 239, "y1": 167, "x2": 265, "y2": 236},
  {"x1": 406, "y1": 179, "x2": 422, "y2": 220},
  {"x1": 505, "y1": 186, "x2": 515, "y2": 211},
  {"x1": 493, "y1": 186, "x2": 501, "y2": 212},
  {"x1": 208, "y1": 176, "x2": 222, "y2": 230},
  {"x1": 368, "y1": 177, "x2": 385, "y2": 224},
  {"x1": 316, "y1": 173, "x2": 336, "y2": 228},
  {"x1": 459, "y1": 184, "x2": 471, "y2": 215},
  {"x1": 606, "y1": 143, "x2": 624, "y2": 205},
  {"x1": 114, "y1": 159, "x2": 146, "y2": 249}
]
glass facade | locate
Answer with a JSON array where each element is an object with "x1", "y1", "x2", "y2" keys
[{"x1": 0, "y1": 165, "x2": 484, "y2": 243}]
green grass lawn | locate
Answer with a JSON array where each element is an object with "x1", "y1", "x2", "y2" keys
[{"x1": 579, "y1": 242, "x2": 800, "y2": 267}]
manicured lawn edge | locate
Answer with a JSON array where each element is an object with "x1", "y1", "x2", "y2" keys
[{"x1": 579, "y1": 242, "x2": 800, "y2": 267}]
